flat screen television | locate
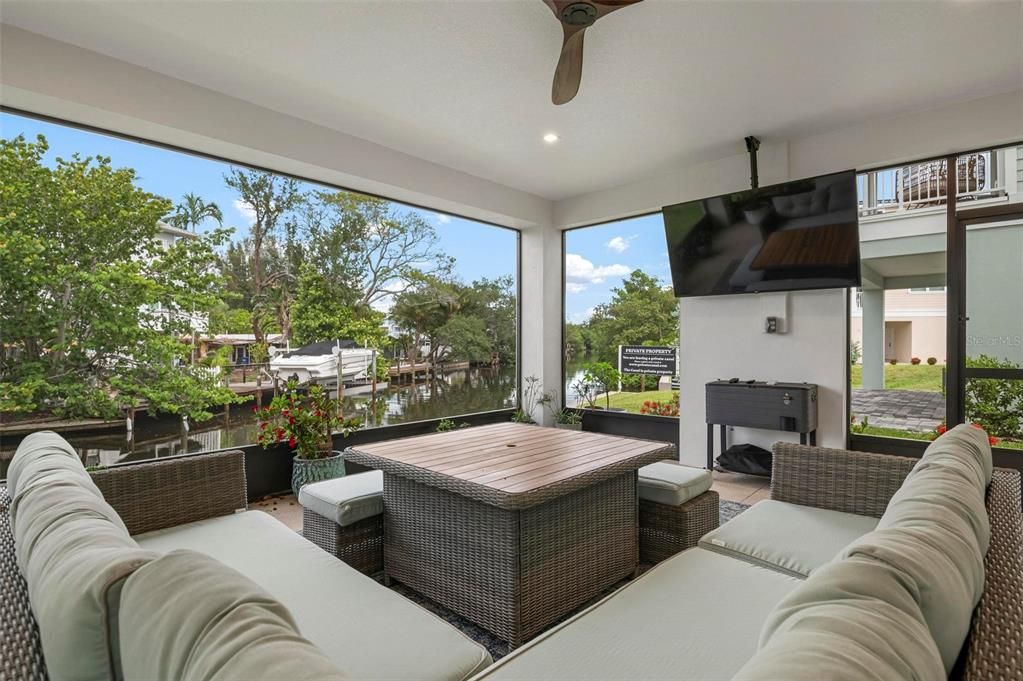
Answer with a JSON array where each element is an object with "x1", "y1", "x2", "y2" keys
[{"x1": 662, "y1": 170, "x2": 861, "y2": 297}]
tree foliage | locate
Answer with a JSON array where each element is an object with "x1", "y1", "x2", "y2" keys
[
  {"x1": 290, "y1": 266, "x2": 388, "y2": 348},
  {"x1": 390, "y1": 275, "x2": 515, "y2": 366},
  {"x1": 166, "y1": 192, "x2": 223, "y2": 231},
  {"x1": 577, "y1": 270, "x2": 678, "y2": 363},
  {"x1": 0, "y1": 135, "x2": 239, "y2": 420}
]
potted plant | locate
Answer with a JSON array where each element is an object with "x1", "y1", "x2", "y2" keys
[
  {"x1": 512, "y1": 375, "x2": 554, "y2": 424},
  {"x1": 583, "y1": 362, "x2": 624, "y2": 411},
  {"x1": 256, "y1": 380, "x2": 361, "y2": 495},
  {"x1": 554, "y1": 409, "x2": 583, "y2": 430}
]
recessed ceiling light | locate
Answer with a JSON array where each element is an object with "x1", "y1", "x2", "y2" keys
[{"x1": 543, "y1": 133, "x2": 560, "y2": 144}]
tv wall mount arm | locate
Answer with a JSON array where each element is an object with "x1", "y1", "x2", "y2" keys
[{"x1": 745, "y1": 135, "x2": 761, "y2": 190}]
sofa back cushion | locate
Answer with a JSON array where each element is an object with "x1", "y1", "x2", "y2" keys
[
  {"x1": 8, "y1": 431, "x2": 157, "y2": 681},
  {"x1": 119, "y1": 549, "x2": 346, "y2": 681},
  {"x1": 838, "y1": 423, "x2": 992, "y2": 672},
  {"x1": 733, "y1": 555, "x2": 945, "y2": 681}
]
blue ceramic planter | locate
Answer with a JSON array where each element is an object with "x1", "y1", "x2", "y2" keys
[{"x1": 291, "y1": 450, "x2": 345, "y2": 495}]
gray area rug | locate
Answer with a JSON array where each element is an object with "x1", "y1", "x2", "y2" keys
[{"x1": 390, "y1": 500, "x2": 750, "y2": 660}]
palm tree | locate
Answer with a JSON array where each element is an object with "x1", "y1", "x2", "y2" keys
[{"x1": 168, "y1": 193, "x2": 223, "y2": 231}]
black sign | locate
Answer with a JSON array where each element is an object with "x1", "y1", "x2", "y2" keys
[{"x1": 619, "y1": 346, "x2": 677, "y2": 375}]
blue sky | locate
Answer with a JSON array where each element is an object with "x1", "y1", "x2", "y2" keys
[
  {"x1": 564, "y1": 215, "x2": 671, "y2": 323},
  {"x1": 1, "y1": 112, "x2": 517, "y2": 301}
]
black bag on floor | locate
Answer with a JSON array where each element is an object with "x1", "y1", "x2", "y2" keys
[{"x1": 716, "y1": 443, "x2": 772, "y2": 477}]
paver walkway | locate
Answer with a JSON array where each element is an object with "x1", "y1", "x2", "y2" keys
[{"x1": 851, "y1": 389, "x2": 945, "y2": 432}]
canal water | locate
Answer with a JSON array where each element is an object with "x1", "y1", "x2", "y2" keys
[{"x1": 1, "y1": 366, "x2": 517, "y2": 474}]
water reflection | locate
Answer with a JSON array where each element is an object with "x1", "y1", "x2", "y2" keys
[{"x1": 1, "y1": 366, "x2": 516, "y2": 476}]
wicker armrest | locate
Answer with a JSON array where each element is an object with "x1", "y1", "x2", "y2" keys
[
  {"x1": 962, "y1": 468, "x2": 1023, "y2": 681},
  {"x1": 91, "y1": 449, "x2": 247, "y2": 535},
  {"x1": 770, "y1": 442, "x2": 917, "y2": 518}
]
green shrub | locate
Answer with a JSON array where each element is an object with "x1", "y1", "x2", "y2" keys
[
  {"x1": 964, "y1": 354, "x2": 1023, "y2": 439},
  {"x1": 849, "y1": 341, "x2": 862, "y2": 365},
  {"x1": 888, "y1": 358, "x2": 898, "y2": 365},
  {"x1": 620, "y1": 374, "x2": 660, "y2": 392},
  {"x1": 911, "y1": 357, "x2": 921, "y2": 365},
  {"x1": 927, "y1": 357, "x2": 938, "y2": 365}
]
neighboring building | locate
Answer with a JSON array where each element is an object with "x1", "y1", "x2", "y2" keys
[
  {"x1": 853, "y1": 146, "x2": 1023, "y2": 389},
  {"x1": 850, "y1": 287, "x2": 946, "y2": 364},
  {"x1": 197, "y1": 333, "x2": 287, "y2": 364},
  {"x1": 149, "y1": 221, "x2": 209, "y2": 334}
]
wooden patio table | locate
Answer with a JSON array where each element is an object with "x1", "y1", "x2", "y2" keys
[{"x1": 343, "y1": 422, "x2": 674, "y2": 646}]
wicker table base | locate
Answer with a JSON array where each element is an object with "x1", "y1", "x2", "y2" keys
[{"x1": 383, "y1": 471, "x2": 639, "y2": 646}]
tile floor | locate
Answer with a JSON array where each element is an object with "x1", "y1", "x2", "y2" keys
[{"x1": 252, "y1": 469, "x2": 770, "y2": 534}]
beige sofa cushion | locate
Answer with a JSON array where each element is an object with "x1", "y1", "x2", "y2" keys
[
  {"x1": 734, "y1": 555, "x2": 945, "y2": 681},
  {"x1": 470, "y1": 548, "x2": 800, "y2": 681},
  {"x1": 9, "y1": 431, "x2": 156, "y2": 681},
  {"x1": 699, "y1": 499, "x2": 878, "y2": 577},
  {"x1": 299, "y1": 470, "x2": 383, "y2": 527},
  {"x1": 837, "y1": 423, "x2": 993, "y2": 673},
  {"x1": 120, "y1": 549, "x2": 346, "y2": 681},
  {"x1": 637, "y1": 462, "x2": 712, "y2": 506},
  {"x1": 136, "y1": 510, "x2": 491, "y2": 681}
]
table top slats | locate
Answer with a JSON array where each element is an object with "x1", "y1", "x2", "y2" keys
[
  {"x1": 396, "y1": 426, "x2": 567, "y2": 467},
  {"x1": 462, "y1": 438, "x2": 653, "y2": 485},
  {"x1": 361, "y1": 422, "x2": 524, "y2": 460},
  {"x1": 495, "y1": 444, "x2": 663, "y2": 492},
  {"x1": 421, "y1": 429, "x2": 625, "y2": 474},
  {"x1": 344, "y1": 423, "x2": 674, "y2": 508}
]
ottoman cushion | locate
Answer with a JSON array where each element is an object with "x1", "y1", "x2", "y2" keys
[
  {"x1": 299, "y1": 470, "x2": 383, "y2": 527},
  {"x1": 638, "y1": 462, "x2": 713, "y2": 506}
]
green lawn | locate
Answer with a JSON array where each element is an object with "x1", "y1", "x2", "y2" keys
[
  {"x1": 850, "y1": 364, "x2": 944, "y2": 392},
  {"x1": 596, "y1": 389, "x2": 676, "y2": 414}
]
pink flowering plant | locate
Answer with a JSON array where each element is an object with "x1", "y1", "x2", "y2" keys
[{"x1": 255, "y1": 381, "x2": 361, "y2": 460}]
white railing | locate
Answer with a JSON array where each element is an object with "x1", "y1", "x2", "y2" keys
[{"x1": 859, "y1": 149, "x2": 1010, "y2": 218}]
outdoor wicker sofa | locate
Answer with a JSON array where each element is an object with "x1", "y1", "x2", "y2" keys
[
  {"x1": 1, "y1": 434, "x2": 492, "y2": 681},
  {"x1": 470, "y1": 425, "x2": 1023, "y2": 681}
]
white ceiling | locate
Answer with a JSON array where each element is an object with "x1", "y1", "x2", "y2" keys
[{"x1": 2, "y1": 0, "x2": 1021, "y2": 201}]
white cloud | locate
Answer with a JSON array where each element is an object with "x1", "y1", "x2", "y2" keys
[
  {"x1": 568, "y1": 307, "x2": 596, "y2": 323},
  {"x1": 233, "y1": 199, "x2": 256, "y2": 225},
  {"x1": 564, "y1": 253, "x2": 631, "y2": 293},
  {"x1": 433, "y1": 213, "x2": 452, "y2": 225},
  {"x1": 601, "y1": 235, "x2": 634, "y2": 253}
]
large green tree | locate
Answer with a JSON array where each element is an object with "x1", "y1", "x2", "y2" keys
[
  {"x1": 0, "y1": 135, "x2": 238, "y2": 420},
  {"x1": 586, "y1": 270, "x2": 678, "y2": 363},
  {"x1": 223, "y1": 168, "x2": 305, "y2": 344},
  {"x1": 290, "y1": 266, "x2": 388, "y2": 348}
]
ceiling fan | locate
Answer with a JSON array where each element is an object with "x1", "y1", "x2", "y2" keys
[{"x1": 542, "y1": 0, "x2": 644, "y2": 105}]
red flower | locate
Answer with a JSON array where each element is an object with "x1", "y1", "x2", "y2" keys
[
  {"x1": 251, "y1": 404, "x2": 258, "y2": 413},
  {"x1": 288, "y1": 416, "x2": 296, "y2": 425},
  {"x1": 989, "y1": 436, "x2": 1000, "y2": 446},
  {"x1": 287, "y1": 437, "x2": 297, "y2": 448},
  {"x1": 259, "y1": 422, "x2": 268, "y2": 429},
  {"x1": 936, "y1": 424, "x2": 948, "y2": 435}
]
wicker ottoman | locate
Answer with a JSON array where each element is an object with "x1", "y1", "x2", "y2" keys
[
  {"x1": 638, "y1": 462, "x2": 719, "y2": 564},
  {"x1": 299, "y1": 471, "x2": 384, "y2": 576}
]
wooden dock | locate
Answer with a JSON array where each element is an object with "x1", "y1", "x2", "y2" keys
[{"x1": 388, "y1": 361, "x2": 470, "y2": 380}]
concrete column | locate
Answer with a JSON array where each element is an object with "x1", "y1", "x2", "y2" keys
[
  {"x1": 519, "y1": 223, "x2": 563, "y2": 425},
  {"x1": 861, "y1": 288, "x2": 886, "y2": 390}
]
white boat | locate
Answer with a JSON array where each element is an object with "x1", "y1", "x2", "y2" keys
[{"x1": 269, "y1": 340, "x2": 375, "y2": 386}]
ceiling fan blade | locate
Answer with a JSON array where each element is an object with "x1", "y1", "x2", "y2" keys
[
  {"x1": 543, "y1": 0, "x2": 644, "y2": 105},
  {"x1": 552, "y1": 27, "x2": 585, "y2": 105}
]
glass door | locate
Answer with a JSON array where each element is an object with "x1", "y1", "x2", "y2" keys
[{"x1": 955, "y1": 145, "x2": 1023, "y2": 453}]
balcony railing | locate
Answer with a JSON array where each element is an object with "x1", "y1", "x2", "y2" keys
[{"x1": 859, "y1": 149, "x2": 1011, "y2": 218}]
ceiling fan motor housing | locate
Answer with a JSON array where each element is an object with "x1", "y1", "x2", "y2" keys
[{"x1": 561, "y1": 2, "x2": 598, "y2": 27}]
